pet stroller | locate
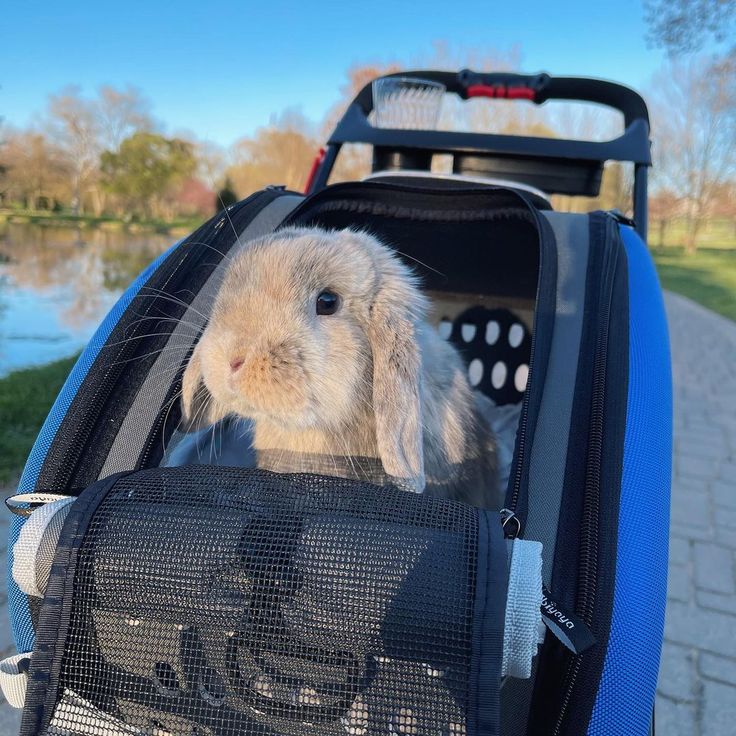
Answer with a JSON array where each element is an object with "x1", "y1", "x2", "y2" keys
[{"x1": 3, "y1": 71, "x2": 671, "y2": 736}]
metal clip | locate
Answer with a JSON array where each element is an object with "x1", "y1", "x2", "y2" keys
[{"x1": 500, "y1": 508, "x2": 522, "y2": 538}]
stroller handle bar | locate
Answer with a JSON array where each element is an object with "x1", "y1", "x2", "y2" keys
[
  {"x1": 327, "y1": 69, "x2": 652, "y2": 167},
  {"x1": 353, "y1": 70, "x2": 650, "y2": 130},
  {"x1": 310, "y1": 69, "x2": 652, "y2": 237}
]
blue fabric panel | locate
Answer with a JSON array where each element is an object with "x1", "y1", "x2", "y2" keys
[
  {"x1": 588, "y1": 226, "x2": 672, "y2": 734},
  {"x1": 7, "y1": 240, "x2": 182, "y2": 654}
]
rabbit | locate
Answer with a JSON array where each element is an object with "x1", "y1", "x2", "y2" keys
[{"x1": 180, "y1": 227, "x2": 498, "y2": 508}]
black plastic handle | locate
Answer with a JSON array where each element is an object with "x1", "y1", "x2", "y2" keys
[
  {"x1": 314, "y1": 69, "x2": 651, "y2": 235},
  {"x1": 354, "y1": 69, "x2": 650, "y2": 129}
]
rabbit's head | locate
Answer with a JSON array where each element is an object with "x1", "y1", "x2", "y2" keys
[{"x1": 181, "y1": 227, "x2": 428, "y2": 489}]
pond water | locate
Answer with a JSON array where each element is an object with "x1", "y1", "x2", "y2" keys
[{"x1": 0, "y1": 222, "x2": 174, "y2": 377}]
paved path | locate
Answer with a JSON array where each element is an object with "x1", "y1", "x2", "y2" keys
[
  {"x1": 656, "y1": 292, "x2": 736, "y2": 736},
  {"x1": 0, "y1": 291, "x2": 734, "y2": 735}
]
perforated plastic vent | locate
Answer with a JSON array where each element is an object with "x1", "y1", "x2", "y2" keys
[
  {"x1": 25, "y1": 466, "x2": 505, "y2": 736},
  {"x1": 440, "y1": 307, "x2": 531, "y2": 406}
]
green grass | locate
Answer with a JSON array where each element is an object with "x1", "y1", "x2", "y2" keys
[
  {"x1": 651, "y1": 247, "x2": 736, "y2": 322},
  {"x1": 649, "y1": 218, "x2": 736, "y2": 250},
  {"x1": 0, "y1": 355, "x2": 78, "y2": 485}
]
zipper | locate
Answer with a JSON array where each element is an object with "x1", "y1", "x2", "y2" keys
[
  {"x1": 44, "y1": 191, "x2": 279, "y2": 491},
  {"x1": 551, "y1": 213, "x2": 620, "y2": 735},
  {"x1": 503, "y1": 210, "x2": 557, "y2": 537}
]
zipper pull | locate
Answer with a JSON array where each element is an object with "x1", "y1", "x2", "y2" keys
[
  {"x1": 500, "y1": 508, "x2": 522, "y2": 539},
  {"x1": 5, "y1": 492, "x2": 73, "y2": 518},
  {"x1": 607, "y1": 209, "x2": 636, "y2": 228}
]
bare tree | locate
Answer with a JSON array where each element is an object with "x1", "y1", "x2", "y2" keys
[
  {"x1": 648, "y1": 52, "x2": 736, "y2": 252},
  {"x1": 648, "y1": 189, "x2": 683, "y2": 246},
  {"x1": 46, "y1": 86, "x2": 101, "y2": 215},
  {"x1": 196, "y1": 140, "x2": 228, "y2": 191},
  {"x1": 97, "y1": 85, "x2": 154, "y2": 151},
  {"x1": 644, "y1": 0, "x2": 736, "y2": 54}
]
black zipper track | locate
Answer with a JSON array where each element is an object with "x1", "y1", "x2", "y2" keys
[
  {"x1": 504, "y1": 213, "x2": 557, "y2": 527},
  {"x1": 36, "y1": 190, "x2": 284, "y2": 492},
  {"x1": 551, "y1": 214, "x2": 621, "y2": 735}
]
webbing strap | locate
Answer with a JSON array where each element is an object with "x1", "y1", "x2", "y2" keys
[{"x1": 0, "y1": 653, "x2": 30, "y2": 709}]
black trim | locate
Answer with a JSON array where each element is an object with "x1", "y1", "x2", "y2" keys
[
  {"x1": 285, "y1": 180, "x2": 545, "y2": 299},
  {"x1": 34, "y1": 190, "x2": 291, "y2": 492},
  {"x1": 468, "y1": 511, "x2": 508, "y2": 736},
  {"x1": 504, "y1": 212, "x2": 557, "y2": 527},
  {"x1": 21, "y1": 472, "x2": 133, "y2": 736},
  {"x1": 527, "y1": 213, "x2": 629, "y2": 733}
]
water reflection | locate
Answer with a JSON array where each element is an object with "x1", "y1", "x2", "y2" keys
[{"x1": 0, "y1": 222, "x2": 172, "y2": 376}]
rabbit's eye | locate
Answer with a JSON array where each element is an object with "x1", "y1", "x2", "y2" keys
[{"x1": 316, "y1": 290, "x2": 340, "y2": 316}]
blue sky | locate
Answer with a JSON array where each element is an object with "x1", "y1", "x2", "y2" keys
[{"x1": 3, "y1": 0, "x2": 670, "y2": 147}]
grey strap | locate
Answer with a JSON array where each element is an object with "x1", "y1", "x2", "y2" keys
[
  {"x1": 525, "y1": 211, "x2": 590, "y2": 581},
  {"x1": 13, "y1": 497, "x2": 74, "y2": 598},
  {"x1": 502, "y1": 539, "x2": 544, "y2": 679}
]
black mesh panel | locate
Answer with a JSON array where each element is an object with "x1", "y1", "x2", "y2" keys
[{"x1": 25, "y1": 467, "x2": 505, "y2": 736}]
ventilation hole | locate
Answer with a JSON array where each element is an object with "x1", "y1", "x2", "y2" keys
[
  {"x1": 252, "y1": 673, "x2": 275, "y2": 699},
  {"x1": 342, "y1": 695, "x2": 369, "y2": 735},
  {"x1": 438, "y1": 319, "x2": 452, "y2": 339},
  {"x1": 461, "y1": 323, "x2": 477, "y2": 342},
  {"x1": 468, "y1": 359, "x2": 483, "y2": 387},
  {"x1": 198, "y1": 667, "x2": 226, "y2": 704},
  {"x1": 153, "y1": 662, "x2": 180, "y2": 695},
  {"x1": 491, "y1": 361, "x2": 507, "y2": 389},
  {"x1": 150, "y1": 721, "x2": 171, "y2": 736},
  {"x1": 390, "y1": 707, "x2": 419, "y2": 735},
  {"x1": 291, "y1": 686, "x2": 321, "y2": 706},
  {"x1": 485, "y1": 320, "x2": 500, "y2": 345},
  {"x1": 515, "y1": 364, "x2": 529, "y2": 393},
  {"x1": 508, "y1": 323, "x2": 524, "y2": 348}
]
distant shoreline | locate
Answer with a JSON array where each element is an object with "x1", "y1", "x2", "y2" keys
[{"x1": 0, "y1": 210, "x2": 205, "y2": 238}]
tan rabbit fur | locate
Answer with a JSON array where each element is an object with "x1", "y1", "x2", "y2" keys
[{"x1": 181, "y1": 227, "x2": 498, "y2": 507}]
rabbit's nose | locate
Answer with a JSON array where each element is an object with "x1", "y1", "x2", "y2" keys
[{"x1": 229, "y1": 357, "x2": 244, "y2": 373}]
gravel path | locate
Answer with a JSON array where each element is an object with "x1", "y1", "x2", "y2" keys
[{"x1": 0, "y1": 291, "x2": 734, "y2": 735}]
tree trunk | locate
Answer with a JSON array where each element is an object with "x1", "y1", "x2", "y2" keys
[
  {"x1": 684, "y1": 217, "x2": 700, "y2": 255},
  {"x1": 89, "y1": 187, "x2": 103, "y2": 217}
]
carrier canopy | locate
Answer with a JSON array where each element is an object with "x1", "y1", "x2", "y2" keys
[
  {"x1": 8, "y1": 181, "x2": 667, "y2": 734},
  {"x1": 20, "y1": 466, "x2": 508, "y2": 736}
]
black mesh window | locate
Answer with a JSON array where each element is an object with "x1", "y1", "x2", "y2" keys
[{"x1": 26, "y1": 466, "x2": 504, "y2": 736}]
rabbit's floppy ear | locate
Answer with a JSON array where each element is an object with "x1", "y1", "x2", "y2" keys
[
  {"x1": 180, "y1": 342, "x2": 225, "y2": 430},
  {"x1": 367, "y1": 265, "x2": 426, "y2": 493}
]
